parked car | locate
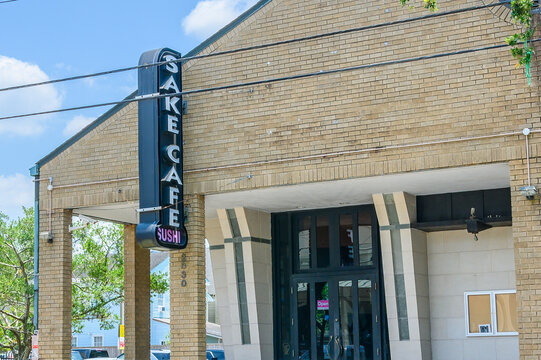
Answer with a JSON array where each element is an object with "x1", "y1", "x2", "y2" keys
[
  {"x1": 72, "y1": 349, "x2": 110, "y2": 359},
  {"x1": 116, "y1": 350, "x2": 165, "y2": 360},
  {"x1": 71, "y1": 352, "x2": 84, "y2": 360},
  {"x1": 206, "y1": 349, "x2": 225, "y2": 360},
  {"x1": 151, "y1": 350, "x2": 170, "y2": 360}
]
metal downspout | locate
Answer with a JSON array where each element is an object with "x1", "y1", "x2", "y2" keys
[{"x1": 31, "y1": 165, "x2": 39, "y2": 330}]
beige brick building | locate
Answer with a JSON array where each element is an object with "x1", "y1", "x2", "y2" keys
[{"x1": 32, "y1": 0, "x2": 541, "y2": 359}]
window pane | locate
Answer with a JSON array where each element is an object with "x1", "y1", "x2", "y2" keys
[
  {"x1": 316, "y1": 216, "x2": 330, "y2": 268},
  {"x1": 298, "y1": 216, "x2": 311, "y2": 270},
  {"x1": 496, "y1": 293, "x2": 518, "y2": 333},
  {"x1": 93, "y1": 335, "x2": 103, "y2": 347},
  {"x1": 315, "y1": 282, "x2": 329, "y2": 360},
  {"x1": 339, "y1": 215, "x2": 354, "y2": 267},
  {"x1": 358, "y1": 212, "x2": 373, "y2": 266},
  {"x1": 338, "y1": 281, "x2": 354, "y2": 360},
  {"x1": 358, "y1": 280, "x2": 373, "y2": 359},
  {"x1": 468, "y1": 294, "x2": 492, "y2": 333},
  {"x1": 297, "y1": 282, "x2": 311, "y2": 360}
]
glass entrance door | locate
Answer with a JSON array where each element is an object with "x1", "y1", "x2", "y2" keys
[
  {"x1": 273, "y1": 206, "x2": 388, "y2": 360},
  {"x1": 293, "y1": 276, "x2": 380, "y2": 360}
]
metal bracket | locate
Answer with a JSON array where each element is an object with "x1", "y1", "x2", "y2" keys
[
  {"x1": 184, "y1": 206, "x2": 189, "y2": 223},
  {"x1": 182, "y1": 100, "x2": 188, "y2": 115},
  {"x1": 136, "y1": 206, "x2": 163, "y2": 213},
  {"x1": 134, "y1": 93, "x2": 160, "y2": 100}
]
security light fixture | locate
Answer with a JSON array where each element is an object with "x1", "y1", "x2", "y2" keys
[
  {"x1": 39, "y1": 231, "x2": 53, "y2": 243},
  {"x1": 520, "y1": 128, "x2": 537, "y2": 200},
  {"x1": 520, "y1": 185, "x2": 537, "y2": 200},
  {"x1": 466, "y1": 208, "x2": 491, "y2": 241}
]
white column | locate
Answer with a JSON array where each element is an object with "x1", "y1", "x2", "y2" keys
[
  {"x1": 215, "y1": 207, "x2": 273, "y2": 360},
  {"x1": 373, "y1": 192, "x2": 431, "y2": 360}
]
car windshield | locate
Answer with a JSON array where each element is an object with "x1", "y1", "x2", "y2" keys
[
  {"x1": 152, "y1": 352, "x2": 170, "y2": 360},
  {"x1": 71, "y1": 351, "x2": 84, "y2": 360},
  {"x1": 207, "y1": 350, "x2": 225, "y2": 360},
  {"x1": 90, "y1": 350, "x2": 109, "y2": 358}
]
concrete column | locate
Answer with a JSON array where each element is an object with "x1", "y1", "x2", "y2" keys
[
  {"x1": 216, "y1": 207, "x2": 273, "y2": 360},
  {"x1": 38, "y1": 209, "x2": 72, "y2": 360},
  {"x1": 123, "y1": 224, "x2": 150, "y2": 360},
  {"x1": 510, "y1": 158, "x2": 541, "y2": 359},
  {"x1": 206, "y1": 218, "x2": 233, "y2": 349},
  {"x1": 170, "y1": 194, "x2": 206, "y2": 360},
  {"x1": 373, "y1": 192, "x2": 431, "y2": 360}
]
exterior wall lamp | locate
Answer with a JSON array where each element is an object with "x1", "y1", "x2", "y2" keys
[{"x1": 466, "y1": 208, "x2": 491, "y2": 241}]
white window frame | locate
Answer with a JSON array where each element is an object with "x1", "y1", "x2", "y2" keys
[
  {"x1": 92, "y1": 334, "x2": 104, "y2": 347},
  {"x1": 464, "y1": 290, "x2": 518, "y2": 337},
  {"x1": 71, "y1": 335, "x2": 78, "y2": 348}
]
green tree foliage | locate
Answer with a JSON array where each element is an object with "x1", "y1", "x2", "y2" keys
[
  {"x1": 0, "y1": 208, "x2": 34, "y2": 360},
  {"x1": 71, "y1": 221, "x2": 168, "y2": 333}
]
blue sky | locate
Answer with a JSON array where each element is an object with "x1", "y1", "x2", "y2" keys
[{"x1": 0, "y1": 0, "x2": 259, "y2": 220}]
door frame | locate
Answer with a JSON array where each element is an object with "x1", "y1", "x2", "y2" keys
[{"x1": 291, "y1": 273, "x2": 380, "y2": 360}]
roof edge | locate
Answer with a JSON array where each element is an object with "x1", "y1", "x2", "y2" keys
[
  {"x1": 184, "y1": 0, "x2": 272, "y2": 58},
  {"x1": 35, "y1": 90, "x2": 137, "y2": 168}
]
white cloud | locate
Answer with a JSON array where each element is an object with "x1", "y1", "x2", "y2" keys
[
  {"x1": 63, "y1": 115, "x2": 95, "y2": 137},
  {"x1": 182, "y1": 0, "x2": 259, "y2": 40},
  {"x1": 0, "y1": 173, "x2": 34, "y2": 220},
  {"x1": 0, "y1": 55, "x2": 62, "y2": 136}
]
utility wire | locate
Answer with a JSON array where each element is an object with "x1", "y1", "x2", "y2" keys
[
  {"x1": 1, "y1": 38, "x2": 537, "y2": 122},
  {"x1": 0, "y1": 0, "x2": 517, "y2": 93},
  {"x1": 0, "y1": 0, "x2": 17, "y2": 3}
]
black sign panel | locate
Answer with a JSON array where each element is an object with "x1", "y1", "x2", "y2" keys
[{"x1": 136, "y1": 48, "x2": 188, "y2": 250}]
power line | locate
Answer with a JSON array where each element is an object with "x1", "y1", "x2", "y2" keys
[
  {"x1": 1, "y1": 38, "x2": 536, "y2": 122},
  {"x1": 0, "y1": 0, "x2": 516, "y2": 93},
  {"x1": 0, "y1": 0, "x2": 17, "y2": 3}
]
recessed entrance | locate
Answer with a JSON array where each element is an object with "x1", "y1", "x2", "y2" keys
[{"x1": 273, "y1": 206, "x2": 389, "y2": 360}]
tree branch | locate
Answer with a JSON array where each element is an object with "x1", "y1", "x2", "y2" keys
[
  {"x1": 72, "y1": 294, "x2": 123, "y2": 321},
  {"x1": 0, "y1": 309, "x2": 24, "y2": 323}
]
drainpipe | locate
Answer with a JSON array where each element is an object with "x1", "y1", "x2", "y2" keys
[{"x1": 29, "y1": 164, "x2": 40, "y2": 331}]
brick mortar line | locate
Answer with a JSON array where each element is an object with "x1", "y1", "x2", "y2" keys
[
  {"x1": 185, "y1": 129, "x2": 528, "y2": 173},
  {"x1": 41, "y1": 129, "x2": 537, "y2": 191}
]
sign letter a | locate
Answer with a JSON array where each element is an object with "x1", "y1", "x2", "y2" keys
[
  {"x1": 162, "y1": 166, "x2": 182, "y2": 185},
  {"x1": 160, "y1": 76, "x2": 180, "y2": 93}
]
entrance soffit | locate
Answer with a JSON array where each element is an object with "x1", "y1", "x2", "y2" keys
[
  {"x1": 71, "y1": 164, "x2": 509, "y2": 223},
  {"x1": 205, "y1": 163, "x2": 510, "y2": 218}
]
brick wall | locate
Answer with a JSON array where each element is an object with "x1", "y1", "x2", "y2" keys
[
  {"x1": 123, "y1": 224, "x2": 150, "y2": 360},
  {"x1": 38, "y1": 209, "x2": 72, "y2": 360},
  {"x1": 510, "y1": 158, "x2": 541, "y2": 358},
  {"x1": 170, "y1": 195, "x2": 206, "y2": 360}
]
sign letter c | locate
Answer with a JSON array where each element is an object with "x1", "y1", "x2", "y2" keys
[{"x1": 166, "y1": 145, "x2": 180, "y2": 163}]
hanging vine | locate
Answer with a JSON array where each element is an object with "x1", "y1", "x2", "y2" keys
[
  {"x1": 400, "y1": 0, "x2": 535, "y2": 84},
  {"x1": 506, "y1": 0, "x2": 535, "y2": 84}
]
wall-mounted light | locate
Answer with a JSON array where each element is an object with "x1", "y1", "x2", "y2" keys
[
  {"x1": 521, "y1": 128, "x2": 537, "y2": 200},
  {"x1": 520, "y1": 185, "x2": 537, "y2": 200},
  {"x1": 466, "y1": 208, "x2": 491, "y2": 241}
]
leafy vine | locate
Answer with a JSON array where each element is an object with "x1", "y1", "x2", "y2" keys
[
  {"x1": 400, "y1": 0, "x2": 536, "y2": 84},
  {"x1": 506, "y1": 0, "x2": 535, "y2": 84}
]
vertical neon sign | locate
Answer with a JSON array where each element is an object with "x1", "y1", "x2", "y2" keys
[{"x1": 136, "y1": 48, "x2": 188, "y2": 250}]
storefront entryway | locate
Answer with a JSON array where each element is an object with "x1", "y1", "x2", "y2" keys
[{"x1": 273, "y1": 206, "x2": 389, "y2": 360}]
